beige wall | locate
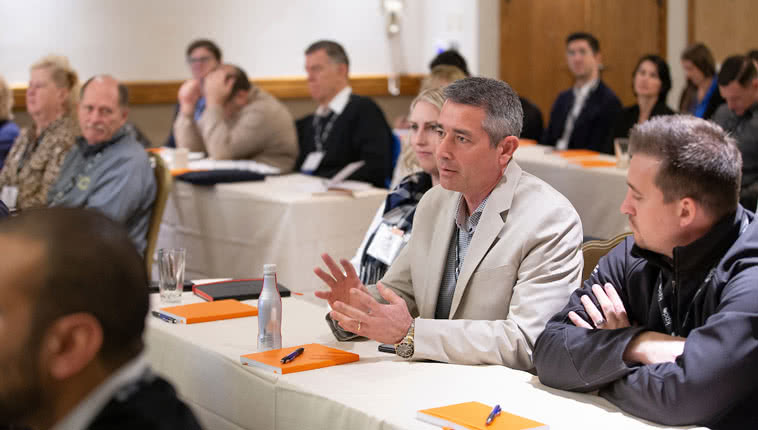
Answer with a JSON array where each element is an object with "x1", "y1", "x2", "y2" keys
[{"x1": 14, "y1": 96, "x2": 415, "y2": 148}]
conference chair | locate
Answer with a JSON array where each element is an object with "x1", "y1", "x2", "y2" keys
[
  {"x1": 145, "y1": 152, "x2": 173, "y2": 279},
  {"x1": 581, "y1": 232, "x2": 632, "y2": 282}
]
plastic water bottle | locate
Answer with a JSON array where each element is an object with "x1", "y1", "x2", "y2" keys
[{"x1": 257, "y1": 264, "x2": 282, "y2": 351}]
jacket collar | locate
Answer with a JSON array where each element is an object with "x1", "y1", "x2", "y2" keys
[
  {"x1": 631, "y1": 205, "x2": 749, "y2": 274},
  {"x1": 77, "y1": 126, "x2": 128, "y2": 157}
]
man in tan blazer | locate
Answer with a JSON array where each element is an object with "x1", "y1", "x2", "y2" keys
[
  {"x1": 314, "y1": 77, "x2": 583, "y2": 369},
  {"x1": 174, "y1": 64, "x2": 298, "y2": 171}
]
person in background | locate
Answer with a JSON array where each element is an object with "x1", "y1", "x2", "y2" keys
[
  {"x1": 0, "y1": 55, "x2": 79, "y2": 210},
  {"x1": 390, "y1": 65, "x2": 466, "y2": 186},
  {"x1": 542, "y1": 32, "x2": 621, "y2": 154},
  {"x1": 746, "y1": 49, "x2": 758, "y2": 69},
  {"x1": 165, "y1": 39, "x2": 222, "y2": 148},
  {"x1": 295, "y1": 40, "x2": 393, "y2": 188},
  {"x1": 0, "y1": 208, "x2": 202, "y2": 429},
  {"x1": 534, "y1": 116, "x2": 758, "y2": 429},
  {"x1": 48, "y1": 75, "x2": 156, "y2": 255},
  {"x1": 0, "y1": 75, "x2": 19, "y2": 169},
  {"x1": 174, "y1": 63, "x2": 298, "y2": 170},
  {"x1": 712, "y1": 55, "x2": 758, "y2": 210},
  {"x1": 429, "y1": 50, "x2": 543, "y2": 141},
  {"x1": 350, "y1": 88, "x2": 445, "y2": 289},
  {"x1": 679, "y1": 43, "x2": 724, "y2": 120},
  {"x1": 610, "y1": 54, "x2": 674, "y2": 142}
]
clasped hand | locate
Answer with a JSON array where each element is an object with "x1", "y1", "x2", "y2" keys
[
  {"x1": 568, "y1": 282, "x2": 630, "y2": 329},
  {"x1": 313, "y1": 253, "x2": 412, "y2": 344}
]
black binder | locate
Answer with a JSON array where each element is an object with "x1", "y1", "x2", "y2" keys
[{"x1": 193, "y1": 279, "x2": 291, "y2": 301}]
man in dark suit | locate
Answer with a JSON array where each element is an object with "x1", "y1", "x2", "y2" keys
[
  {"x1": 541, "y1": 32, "x2": 622, "y2": 154},
  {"x1": 295, "y1": 40, "x2": 393, "y2": 188},
  {"x1": 0, "y1": 208, "x2": 202, "y2": 429}
]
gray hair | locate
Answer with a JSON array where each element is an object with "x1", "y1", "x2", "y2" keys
[
  {"x1": 443, "y1": 77, "x2": 523, "y2": 146},
  {"x1": 305, "y1": 40, "x2": 349, "y2": 68}
]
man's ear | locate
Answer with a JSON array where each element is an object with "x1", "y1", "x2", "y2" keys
[
  {"x1": 497, "y1": 135, "x2": 519, "y2": 168},
  {"x1": 678, "y1": 197, "x2": 698, "y2": 228},
  {"x1": 40, "y1": 313, "x2": 103, "y2": 381}
]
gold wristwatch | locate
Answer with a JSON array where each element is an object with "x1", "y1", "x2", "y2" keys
[{"x1": 395, "y1": 319, "x2": 415, "y2": 359}]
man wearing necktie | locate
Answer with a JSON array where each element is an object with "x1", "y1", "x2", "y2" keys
[{"x1": 295, "y1": 40, "x2": 393, "y2": 188}]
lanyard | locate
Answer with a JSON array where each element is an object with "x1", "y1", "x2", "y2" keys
[
  {"x1": 312, "y1": 111, "x2": 337, "y2": 152},
  {"x1": 656, "y1": 213, "x2": 750, "y2": 336}
]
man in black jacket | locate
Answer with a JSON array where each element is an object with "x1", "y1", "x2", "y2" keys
[
  {"x1": 295, "y1": 40, "x2": 393, "y2": 188},
  {"x1": 534, "y1": 115, "x2": 758, "y2": 429},
  {"x1": 541, "y1": 32, "x2": 621, "y2": 154},
  {"x1": 0, "y1": 208, "x2": 202, "y2": 429}
]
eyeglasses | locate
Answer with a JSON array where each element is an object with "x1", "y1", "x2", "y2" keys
[{"x1": 187, "y1": 56, "x2": 214, "y2": 65}]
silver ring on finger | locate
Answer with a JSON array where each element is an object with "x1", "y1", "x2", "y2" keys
[
  {"x1": 595, "y1": 318, "x2": 607, "y2": 328},
  {"x1": 357, "y1": 320, "x2": 361, "y2": 332}
]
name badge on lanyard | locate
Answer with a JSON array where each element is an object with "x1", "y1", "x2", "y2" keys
[
  {"x1": 1, "y1": 186, "x2": 18, "y2": 209},
  {"x1": 366, "y1": 223, "x2": 409, "y2": 265},
  {"x1": 300, "y1": 151, "x2": 325, "y2": 174}
]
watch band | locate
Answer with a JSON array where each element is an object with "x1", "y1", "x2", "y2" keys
[{"x1": 395, "y1": 319, "x2": 415, "y2": 359}]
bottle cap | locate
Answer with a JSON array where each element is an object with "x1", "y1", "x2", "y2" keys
[{"x1": 263, "y1": 264, "x2": 277, "y2": 275}]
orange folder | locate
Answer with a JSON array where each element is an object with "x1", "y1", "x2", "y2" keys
[
  {"x1": 240, "y1": 343, "x2": 359, "y2": 374},
  {"x1": 557, "y1": 149, "x2": 601, "y2": 158},
  {"x1": 158, "y1": 299, "x2": 257, "y2": 324},
  {"x1": 571, "y1": 159, "x2": 618, "y2": 168},
  {"x1": 518, "y1": 139, "x2": 538, "y2": 146},
  {"x1": 417, "y1": 401, "x2": 548, "y2": 430}
]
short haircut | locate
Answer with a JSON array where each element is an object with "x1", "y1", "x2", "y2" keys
[
  {"x1": 186, "y1": 39, "x2": 222, "y2": 62},
  {"x1": 718, "y1": 55, "x2": 758, "y2": 87},
  {"x1": 629, "y1": 115, "x2": 742, "y2": 219},
  {"x1": 443, "y1": 77, "x2": 523, "y2": 145},
  {"x1": 681, "y1": 43, "x2": 716, "y2": 78},
  {"x1": 227, "y1": 64, "x2": 252, "y2": 99},
  {"x1": 0, "y1": 208, "x2": 149, "y2": 368},
  {"x1": 305, "y1": 40, "x2": 350, "y2": 68},
  {"x1": 0, "y1": 74, "x2": 12, "y2": 121},
  {"x1": 80, "y1": 75, "x2": 129, "y2": 108},
  {"x1": 633, "y1": 54, "x2": 672, "y2": 105},
  {"x1": 30, "y1": 54, "x2": 79, "y2": 114},
  {"x1": 429, "y1": 50, "x2": 470, "y2": 76},
  {"x1": 566, "y1": 32, "x2": 600, "y2": 53}
]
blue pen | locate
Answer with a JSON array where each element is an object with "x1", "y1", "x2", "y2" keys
[
  {"x1": 485, "y1": 404, "x2": 501, "y2": 426},
  {"x1": 280, "y1": 347, "x2": 305, "y2": 364},
  {"x1": 151, "y1": 310, "x2": 178, "y2": 324}
]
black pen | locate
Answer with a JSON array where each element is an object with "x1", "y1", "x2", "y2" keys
[
  {"x1": 280, "y1": 347, "x2": 305, "y2": 364},
  {"x1": 151, "y1": 310, "x2": 178, "y2": 324}
]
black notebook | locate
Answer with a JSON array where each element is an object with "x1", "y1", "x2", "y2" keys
[{"x1": 193, "y1": 279, "x2": 291, "y2": 301}]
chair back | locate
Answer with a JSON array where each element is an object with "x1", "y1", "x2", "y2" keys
[
  {"x1": 581, "y1": 232, "x2": 632, "y2": 282},
  {"x1": 145, "y1": 152, "x2": 173, "y2": 279}
]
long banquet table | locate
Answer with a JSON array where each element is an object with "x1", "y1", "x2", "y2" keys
[
  {"x1": 513, "y1": 144, "x2": 630, "y2": 240},
  {"x1": 155, "y1": 174, "x2": 387, "y2": 292},
  {"x1": 145, "y1": 292, "x2": 702, "y2": 430}
]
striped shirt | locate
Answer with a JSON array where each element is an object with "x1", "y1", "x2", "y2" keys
[{"x1": 434, "y1": 195, "x2": 489, "y2": 319}]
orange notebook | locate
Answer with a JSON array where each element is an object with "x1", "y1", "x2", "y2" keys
[
  {"x1": 557, "y1": 149, "x2": 601, "y2": 158},
  {"x1": 157, "y1": 299, "x2": 257, "y2": 324},
  {"x1": 240, "y1": 343, "x2": 359, "y2": 374},
  {"x1": 571, "y1": 159, "x2": 617, "y2": 168},
  {"x1": 417, "y1": 401, "x2": 548, "y2": 430}
]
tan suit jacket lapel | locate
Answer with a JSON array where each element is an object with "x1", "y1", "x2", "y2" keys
[
  {"x1": 449, "y1": 161, "x2": 522, "y2": 317},
  {"x1": 419, "y1": 189, "x2": 458, "y2": 318}
]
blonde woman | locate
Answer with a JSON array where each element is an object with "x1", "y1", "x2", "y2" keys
[
  {"x1": 0, "y1": 75, "x2": 20, "y2": 168},
  {"x1": 351, "y1": 88, "x2": 445, "y2": 285},
  {"x1": 0, "y1": 55, "x2": 79, "y2": 209}
]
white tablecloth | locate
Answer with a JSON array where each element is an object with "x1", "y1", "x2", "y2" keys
[
  {"x1": 514, "y1": 145, "x2": 630, "y2": 240},
  {"x1": 155, "y1": 174, "x2": 387, "y2": 292},
  {"x1": 145, "y1": 293, "x2": 701, "y2": 430}
]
